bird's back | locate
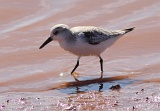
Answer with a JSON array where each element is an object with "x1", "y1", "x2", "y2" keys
[{"x1": 71, "y1": 26, "x2": 129, "y2": 45}]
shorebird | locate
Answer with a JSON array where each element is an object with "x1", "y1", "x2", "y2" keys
[{"x1": 39, "y1": 24, "x2": 134, "y2": 81}]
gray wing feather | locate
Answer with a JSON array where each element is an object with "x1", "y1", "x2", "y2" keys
[
  {"x1": 72, "y1": 26, "x2": 127, "y2": 45},
  {"x1": 83, "y1": 29, "x2": 123, "y2": 45}
]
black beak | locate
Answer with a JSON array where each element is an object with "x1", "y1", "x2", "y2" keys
[{"x1": 39, "y1": 37, "x2": 52, "y2": 49}]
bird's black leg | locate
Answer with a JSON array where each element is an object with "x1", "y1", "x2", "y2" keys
[
  {"x1": 71, "y1": 57, "x2": 80, "y2": 81},
  {"x1": 71, "y1": 57, "x2": 80, "y2": 74},
  {"x1": 99, "y1": 56, "x2": 103, "y2": 72},
  {"x1": 99, "y1": 56, "x2": 103, "y2": 78}
]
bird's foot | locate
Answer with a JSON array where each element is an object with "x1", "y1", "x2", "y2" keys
[
  {"x1": 73, "y1": 76, "x2": 80, "y2": 82},
  {"x1": 99, "y1": 71, "x2": 103, "y2": 79},
  {"x1": 71, "y1": 72, "x2": 80, "y2": 82}
]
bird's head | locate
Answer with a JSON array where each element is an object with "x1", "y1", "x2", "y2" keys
[{"x1": 39, "y1": 24, "x2": 71, "y2": 49}]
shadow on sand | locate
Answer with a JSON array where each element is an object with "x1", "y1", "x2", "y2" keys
[
  {"x1": 47, "y1": 73, "x2": 140, "y2": 94},
  {"x1": 0, "y1": 72, "x2": 150, "y2": 94}
]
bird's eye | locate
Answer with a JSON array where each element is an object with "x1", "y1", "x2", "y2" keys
[{"x1": 54, "y1": 31, "x2": 59, "y2": 35}]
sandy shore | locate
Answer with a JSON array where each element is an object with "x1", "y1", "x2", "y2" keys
[{"x1": 0, "y1": 0, "x2": 160, "y2": 110}]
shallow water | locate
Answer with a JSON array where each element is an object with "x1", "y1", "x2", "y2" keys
[{"x1": 0, "y1": 0, "x2": 160, "y2": 110}]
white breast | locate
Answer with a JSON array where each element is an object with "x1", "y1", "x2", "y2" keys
[{"x1": 58, "y1": 35, "x2": 121, "y2": 56}]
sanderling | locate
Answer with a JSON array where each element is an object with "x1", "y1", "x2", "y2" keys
[{"x1": 39, "y1": 24, "x2": 134, "y2": 81}]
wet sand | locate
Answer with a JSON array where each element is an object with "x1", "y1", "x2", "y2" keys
[{"x1": 0, "y1": 0, "x2": 160, "y2": 110}]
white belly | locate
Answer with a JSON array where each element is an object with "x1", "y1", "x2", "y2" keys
[{"x1": 59, "y1": 37, "x2": 120, "y2": 56}]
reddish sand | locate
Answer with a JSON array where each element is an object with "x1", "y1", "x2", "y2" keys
[{"x1": 0, "y1": 0, "x2": 160, "y2": 110}]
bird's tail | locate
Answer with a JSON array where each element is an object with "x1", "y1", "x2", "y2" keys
[{"x1": 123, "y1": 27, "x2": 135, "y2": 33}]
